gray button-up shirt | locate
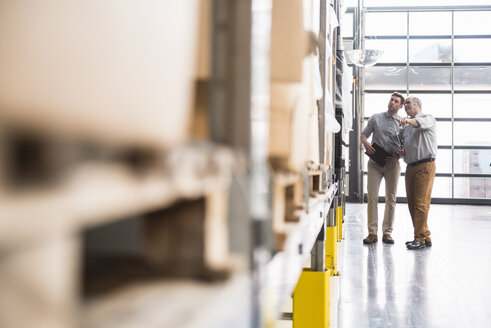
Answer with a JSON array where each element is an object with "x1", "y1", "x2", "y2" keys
[
  {"x1": 400, "y1": 112, "x2": 438, "y2": 164},
  {"x1": 362, "y1": 111, "x2": 402, "y2": 155}
]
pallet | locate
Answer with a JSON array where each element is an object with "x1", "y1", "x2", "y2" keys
[
  {"x1": 142, "y1": 188, "x2": 231, "y2": 280},
  {"x1": 82, "y1": 258, "x2": 249, "y2": 328},
  {"x1": 0, "y1": 140, "x2": 237, "y2": 327},
  {"x1": 1, "y1": 186, "x2": 233, "y2": 328},
  {"x1": 0, "y1": 236, "x2": 80, "y2": 328},
  {"x1": 272, "y1": 172, "x2": 304, "y2": 251},
  {"x1": 308, "y1": 165, "x2": 326, "y2": 198}
]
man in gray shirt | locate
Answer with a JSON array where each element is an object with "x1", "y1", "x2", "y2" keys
[
  {"x1": 397, "y1": 97, "x2": 437, "y2": 250},
  {"x1": 361, "y1": 92, "x2": 404, "y2": 244}
]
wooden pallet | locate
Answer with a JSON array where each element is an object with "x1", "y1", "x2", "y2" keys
[
  {"x1": 308, "y1": 165, "x2": 326, "y2": 198},
  {"x1": 0, "y1": 236, "x2": 79, "y2": 328},
  {"x1": 0, "y1": 142, "x2": 236, "y2": 328},
  {"x1": 272, "y1": 172, "x2": 304, "y2": 251}
]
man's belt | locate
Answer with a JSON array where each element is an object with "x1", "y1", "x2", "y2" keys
[{"x1": 408, "y1": 158, "x2": 435, "y2": 167}]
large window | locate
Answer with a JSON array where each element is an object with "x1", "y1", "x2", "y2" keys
[{"x1": 348, "y1": 6, "x2": 491, "y2": 203}]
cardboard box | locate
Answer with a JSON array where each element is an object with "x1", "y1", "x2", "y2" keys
[{"x1": 270, "y1": 0, "x2": 308, "y2": 82}]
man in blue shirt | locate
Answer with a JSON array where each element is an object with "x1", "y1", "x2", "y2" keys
[{"x1": 361, "y1": 92, "x2": 404, "y2": 244}]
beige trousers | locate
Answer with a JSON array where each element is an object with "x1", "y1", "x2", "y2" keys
[
  {"x1": 367, "y1": 159, "x2": 400, "y2": 235},
  {"x1": 405, "y1": 161, "x2": 436, "y2": 243}
]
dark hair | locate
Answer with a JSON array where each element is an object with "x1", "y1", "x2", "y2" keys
[{"x1": 391, "y1": 92, "x2": 405, "y2": 105}]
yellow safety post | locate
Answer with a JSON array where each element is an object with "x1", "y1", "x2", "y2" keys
[
  {"x1": 325, "y1": 226, "x2": 338, "y2": 276},
  {"x1": 336, "y1": 203, "x2": 343, "y2": 242},
  {"x1": 293, "y1": 269, "x2": 331, "y2": 328}
]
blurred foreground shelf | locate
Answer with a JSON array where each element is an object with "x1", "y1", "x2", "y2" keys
[
  {"x1": 0, "y1": 144, "x2": 235, "y2": 250},
  {"x1": 264, "y1": 182, "x2": 337, "y2": 317},
  {"x1": 0, "y1": 143, "x2": 241, "y2": 328},
  {"x1": 83, "y1": 257, "x2": 251, "y2": 328}
]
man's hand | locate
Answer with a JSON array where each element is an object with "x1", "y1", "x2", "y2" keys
[
  {"x1": 395, "y1": 117, "x2": 419, "y2": 127},
  {"x1": 385, "y1": 155, "x2": 399, "y2": 164},
  {"x1": 397, "y1": 146, "x2": 405, "y2": 156},
  {"x1": 360, "y1": 134, "x2": 375, "y2": 154},
  {"x1": 363, "y1": 141, "x2": 376, "y2": 154},
  {"x1": 394, "y1": 117, "x2": 406, "y2": 126}
]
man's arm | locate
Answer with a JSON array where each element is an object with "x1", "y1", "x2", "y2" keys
[
  {"x1": 414, "y1": 115, "x2": 436, "y2": 130},
  {"x1": 395, "y1": 117, "x2": 419, "y2": 127},
  {"x1": 361, "y1": 133, "x2": 376, "y2": 154}
]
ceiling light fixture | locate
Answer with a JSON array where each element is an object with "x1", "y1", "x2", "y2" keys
[{"x1": 347, "y1": 49, "x2": 383, "y2": 68}]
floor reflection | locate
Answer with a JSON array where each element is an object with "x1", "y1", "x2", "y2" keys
[
  {"x1": 404, "y1": 250, "x2": 428, "y2": 327},
  {"x1": 338, "y1": 203, "x2": 491, "y2": 328}
]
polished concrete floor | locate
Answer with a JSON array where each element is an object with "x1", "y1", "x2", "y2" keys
[{"x1": 339, "y1": 203, "x2": 491, "y2": 328}]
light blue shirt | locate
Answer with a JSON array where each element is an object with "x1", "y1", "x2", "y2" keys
[
  {"x1": 362, "y1": 111, "x2": 402, "y2": 155},
  {"x1": 400, "y1": 112, "x2": 438, "y2": 164}
]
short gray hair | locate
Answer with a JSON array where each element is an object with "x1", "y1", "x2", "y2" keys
[{"x1": 411, "y1": 97, "x2": 422, "y2": 109}]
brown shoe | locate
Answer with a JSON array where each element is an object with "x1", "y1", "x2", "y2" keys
[
  {"x1": 382, "y1": 234, "x2": 394, "y2": 244},
  {"x1": 363, "y1": 234, "x2": 378, "y2": 244}
]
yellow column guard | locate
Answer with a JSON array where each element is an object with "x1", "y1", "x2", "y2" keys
[
  {"x1": 336, "y1": 205, "x2": 343, "y2": 242},
  {"x1": 325, "y1": 226, "x2": 338, "y2": 276},
  {"x1": 293, "y1": 269, "x2": 331, "y2": 328}
]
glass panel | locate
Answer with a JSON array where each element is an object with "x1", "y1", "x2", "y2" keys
[
  {"x1": 454, "y1": 39, "x2": 491, "y2": 63},
  {"x1": 397, "y1": 174, "x2": 407, "y2": 198},
  {"x1": 409, "y1": 12, "x2": 452, "y2": 36},
  {"x1": 454, "y1": 94, "x2": 491, "y2": 119},
  {"x1": 362, "y1": 119, "x2": 368, "y2": 161},
  {"x1": 365, "y1": 39, "x2": 407, "y2": 63},
  {"x1": 409, "y1": 39, "x2": 452, "y2": 63},
  {"x1": 345, "y1": 143, "x2": 350, "y2": 173},
  {"x1": 365, "y1": 66, "x2": 407, "y2": 90},
  {"x1": 343, "y1": 39, "x2": 354, "y2": 53},
  {"x1": 342, "y1": 12, "x2": 354, "y2": 38},
  {"x1": 454, "y1": 67, "x2": 491, "y2": 91},
  {"x1": 454, "y1": 149, "x2": 491, "y2": 174},
  {"x1": 454, "y1": 177, "x2": 491, "y2": 199},
  {"x1": 409, "y1": 67, "x2": 451, "y2": 91},
  {"x1": 432, "y1": 177, "x2": 452, "y2": 198},
  {"x1": 435, "y1": 121, "x2": 451, "y2": 147},
  {"x1": 364, "y1": 93, "x2": 407, "y2": 118},
  {"x1": 454, "y1": 11, "x2": 491, "y2": 35},
  {"x1": 409, "y1": 93, "x2": 451, "y2": 118},
  {"x1": 436, "y1": 149, "x2": 452, "y2": 174},
  {"x1": 400, "y1": 160, "x2": 407, "y2": 173},
  {"x1": 365, "y1": 12, "x2": 407, "y2": 36},
  {"x1": 454, "y1": 122, "x2": 491, "y2": 146}
]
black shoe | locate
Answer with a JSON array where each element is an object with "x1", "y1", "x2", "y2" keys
[
  {"x1": 406, "y1": 239, "x2": 432, "y2": 247},
  {"x1": 407, "y1": 240, "x2": 426, "y2": 250}
]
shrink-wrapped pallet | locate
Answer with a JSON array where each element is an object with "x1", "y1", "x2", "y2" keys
[
  {"x1": 270, "y1": 0, "x2": 307, "y2": 82},
  {"x1": 269, "y1": 0, "x2": 321, "y2": 172}
]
